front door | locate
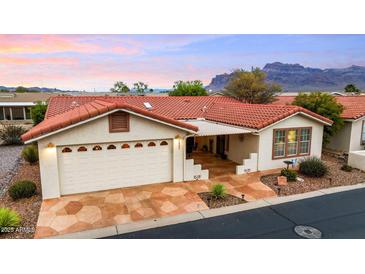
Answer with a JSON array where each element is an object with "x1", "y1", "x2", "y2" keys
[{"x1": 216, "y1": 135, "x2": 225, "y2": 156}]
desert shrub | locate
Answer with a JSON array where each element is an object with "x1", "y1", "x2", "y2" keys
[
  {"x1": 9, "y1": 180, "x2": 37, "y2": 200},
  {"x1": 0, "y1": 123, "x2": 26, "y2": 145},
  {"x1": 280, "y1": 168, "x2": 297, "y2": 182},
  {"x1": 211, "y1": 184, "x2": 226, "y2": 199},
  {"x1": 22, "y1": 145, "x2": 38, "y2": 164},
  {"x1": 299, "y1": 157, "x2": 328, "y2": 177},
  {"x1": 0, "y1": 208, "x2": 21, "y2": 230},
  {"x1": 341, "y1": 164, "x2": 353, "y2": 172}
]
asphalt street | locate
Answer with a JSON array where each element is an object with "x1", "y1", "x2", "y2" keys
[{"x1": 105, "y1": 188, "x2": 365, "y2": 239}]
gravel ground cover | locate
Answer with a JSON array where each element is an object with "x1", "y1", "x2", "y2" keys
[
  {"x1": 261, "y1": 153, "x2": 365, "y2": 196},
  {"x1": 0, "y1": 161, "x2": 41, "y2": 239},
  {"x1": 0, "y1": 145, "x2": 23, "y2": 197},
  {"x1": 198, "y1": 192, "x2": 246, "y2": 209}
]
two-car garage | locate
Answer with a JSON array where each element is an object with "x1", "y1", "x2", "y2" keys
[{"x1": 57, "y1": 140, "x2": 173, "y2": 195}]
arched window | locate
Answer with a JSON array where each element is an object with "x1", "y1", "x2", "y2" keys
[
  {"x1": 135, "y1": 143, "x2": 143, "y2": 148},
  {"x1": 148, "y1": 142, "x2": 156, "y2": 147},
  {"x1": 160, "y1": 141, "x2": 168, "y2": 146},
  {"x1": 77, "y1": 146, "x2": 87, "y2": 152},
  {"x1": 121, "y1": 143, "x2": 130, "y2": 149},
  {"x1": 93, "y1": 145, "x2": 102, "y2": 151},
  {"x1": 107, "y1": 144, "x2": 116, "y2": 150},
  {"x1": 62, "y1": 147, "x2": 72, "y2": 153}
]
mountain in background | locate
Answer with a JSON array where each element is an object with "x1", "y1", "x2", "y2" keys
[
  {"x1": 0, "y1": 86, "x2": 75, "y2": 93},
  {"x1": 206, "y1": 62, "x2": 365, "y2": 92}
]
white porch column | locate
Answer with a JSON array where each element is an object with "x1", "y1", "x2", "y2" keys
[
  {"x1": 172, "y1": 136, "x2": 184, "y2": 182},
  {"x1": 38, "y1": 139, "x2": 61, "y2": 199}
]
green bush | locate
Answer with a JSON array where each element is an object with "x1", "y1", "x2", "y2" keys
[
  {"x1": 0, "y1": 208, "x2": 21, "y2": 230},
  {"x1": 30, "y1": 101, "x2": 47, "y2": 125},
  {"x1": 9, "y1": 180, "x2": 37, "y2": 200},
  {"x1": 0, "y1": 124, "x2": 26, "y2": 145},
  {"x1": 211, "y1": 184, "x2": 226, "y2": 199},
  {"x1": 280, "y1": 168, "x2": 297, "y2": 182},
  {"x1": 299, "y1": 157, "x2": 328, "y2": 177},
  {"x1": 341, "y1": 164, "x2": 353, "y2": 172},
  {"x1": 22, "y1": 145, "x2": 38, "y2": 164}
]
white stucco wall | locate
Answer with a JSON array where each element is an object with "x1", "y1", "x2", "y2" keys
[
  {"x1": 326, "y1": 121, "x2": 352, "y2": 152},
  {"x1": 327, "y1": 118, "x2": 365, "y2": 152},
  {"x1": 37, "y1": 112, "x2": 188, "y2": 199},
  {"x1": 349, "y1": 118, "x2": 365, "y2": 151},
  {"x1": 226, "y1": 134, "x2": 259, "y2": 164},
  {"x1": 257, "y1": 114, "x2": 324, "y2": 171},
  {"x1": 348, "y1": 150, "x2": 365, "y2": 171}
]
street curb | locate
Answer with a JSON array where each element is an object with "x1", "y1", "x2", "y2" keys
[{"x1": 44, "y1": 181, "x2": 365, "y2": 239}]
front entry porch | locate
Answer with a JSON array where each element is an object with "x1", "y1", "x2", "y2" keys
[{"x1": 189, "y1": 151, "x2": 236, "y2": 178}]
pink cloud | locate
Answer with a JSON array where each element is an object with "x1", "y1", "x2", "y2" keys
[
  {"x1": 0, "y1": 56, "x2": 78, "y2": 65},
  {"x1": 0, "y1": 35, "x2": 142, "y2": 56}
]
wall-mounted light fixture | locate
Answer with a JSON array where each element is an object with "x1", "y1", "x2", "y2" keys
[
  {"x1": 175, "y1": 135, "x2": 182, "y2": 149},
  {"x1": 47, "y1": 142, "x2": 55, "y2": 148}
]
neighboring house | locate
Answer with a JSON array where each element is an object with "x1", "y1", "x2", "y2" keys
[
  {"x1": 273, "y1": 95, "x2": 365, "y2": 153},
  {"x1": 21, "y1": 96, "x2": 331, "y2": 199},
  {"x1": 0, "y1": 92, "x2": 53, "y2": 127}
]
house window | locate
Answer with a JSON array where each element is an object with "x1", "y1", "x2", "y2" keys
[
  {"x1": 93, "y1": 145, "x2": 102, "y2": 151},
  {"x1": 160, "y1": 141, "x2": 168, "y2": 146},
  {"x1": 62, "y1": 147, "x2": 72, "y2": 153},
  {"x1": 299, "y1": 128, "x2": 311, "y2": 154},
  {"x1": 273, "y1": 129, "x2": 286, "y2": 158},
  {"x1": 148, "y1": 141, "x2": 156, "y2": 147},
  {"x1": 273, "y1": 127, "x2": 312, "y2": 159},
  {"x1": 77, "y1": 146, "x2": 87, "y2": 152},
  {"x1": 0, "y1": 107, "x2": 4, "y2": 120},
  {"x1": 25, "y1": 107, "x2": 31, "y2": 119},
  {"x1": 107, "y1": 144, "x2": 116, "y2": 150},
  {"x1": 4, "y1": 107, "x2": 11, "y2": 120},
  {"x1": 109, "y1": 112, "x2": 129, "y2": 132},
  {"x1": 121, "y1": 143, "x2": 130, "y2": 149},
  {"x1": 12, "y1": 107, "x2": 25, "y2": 120},
  {"x1": 135, "y1": 143, "x2": 143, "y2": 148},
  {"x1": 361, "y1": 121, "x2": 365, "y2": 145}
]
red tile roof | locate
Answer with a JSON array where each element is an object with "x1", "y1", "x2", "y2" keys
[
  {"x1": 205, "y1": 102, "x2": 332, "y2": 129},
  {"x1": 22, "y1": 95, "x2": 332, "y2": 142},
  {"x1": 273, "y1": 95, "x2": 365, "y2": 120}
]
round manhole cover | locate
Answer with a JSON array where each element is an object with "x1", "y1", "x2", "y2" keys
[{"x1": 294, "y1": 225, "x2": 322, "y2": 239}]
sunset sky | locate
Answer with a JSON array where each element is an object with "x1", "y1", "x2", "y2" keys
[{"x1": 1, "y1": 34, "x2": 365, "y2": 91}]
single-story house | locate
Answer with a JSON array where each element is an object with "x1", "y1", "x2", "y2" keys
[
  {"x1": 0, "y1": 92, "x2": 53, "y2": 127},
  {"x1": 21, "y1": 95, "x2": 332, "y2": 199},
  {"x1": 273, "y1": 95, "x2": 365, "y2": 153}
]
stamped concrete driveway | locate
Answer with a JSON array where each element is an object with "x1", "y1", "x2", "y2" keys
[{"x1": 106, "y1": 188, "x2": 365, "y2": 239}]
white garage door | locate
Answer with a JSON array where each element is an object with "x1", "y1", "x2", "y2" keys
[{"x1": 58, "y1": 140, "x2": 172, "y2": 195}]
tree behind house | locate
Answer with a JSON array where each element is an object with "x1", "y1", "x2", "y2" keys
[
  {"x1": 292, "y1": 92, "x2": 344, "y2": 145},
  {"x1": 133, "y1": 82, "x2": 149, "y2": 94},
  {"x1": 223, "y1": 68, "x2": 282, "y2": 103},
  {"x1": 30, "y1": 101, "x2": 48, "y2": 125},
  {"x1": 110, "y1": 81, "x2": 130, "y2": 93},
  {"x1": 344, "y1": 84, "x2": 361, "y2": 94},
  {"x1": 169, "y1": 80, "x2": 207, "y2": 96}
]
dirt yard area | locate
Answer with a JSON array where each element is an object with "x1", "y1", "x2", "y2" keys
[
  {"x1": 0, "y1": 161, "x2": 41, "y2": 239},
  {"x1": 261, "y1": 153, "x2": 365, "y2": 196}
]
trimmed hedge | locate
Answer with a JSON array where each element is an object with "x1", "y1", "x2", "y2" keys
[
  {"x1": 299, "y1": 157, "x2": 328, "y2": 177},
  {"x1": 280, "y1": 168, "x2": 297, "y2": 182},
  {"x1": 9, "y1": 180, "x2": 37, "y2": 200}
]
